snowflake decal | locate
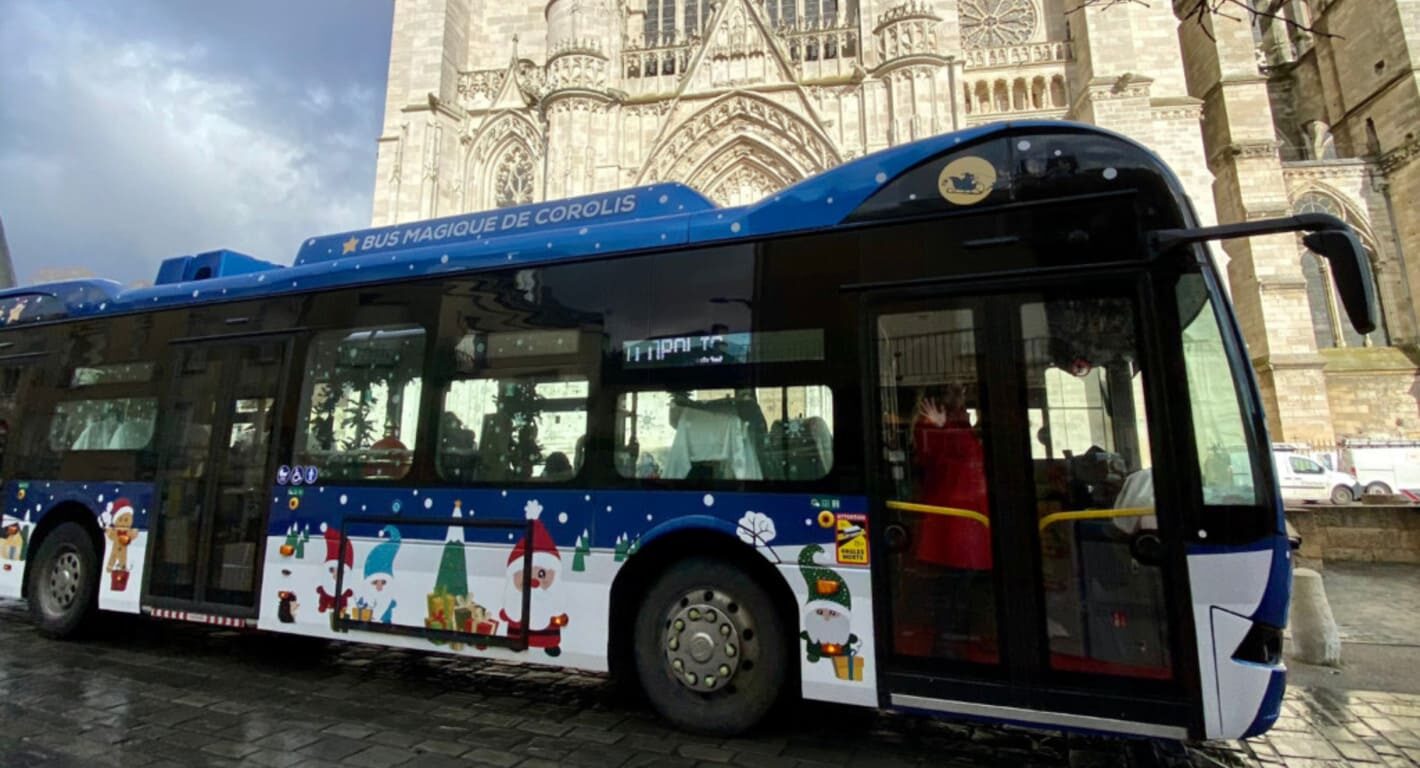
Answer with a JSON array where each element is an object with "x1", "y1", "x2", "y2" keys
[{"x1": 737, "y1": 511, "x2": 777, "y2": 547}]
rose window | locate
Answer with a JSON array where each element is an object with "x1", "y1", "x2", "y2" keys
[{"x1": 960, "y1": 0, "x2": 1038, "y2": 48}]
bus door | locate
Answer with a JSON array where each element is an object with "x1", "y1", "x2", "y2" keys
[
  {"x1": 867, "y1": 282, "x2": 1192, "y2": 737},
  {"x1": 145, "y1": 339, "x2": 290, "y2": 614}
]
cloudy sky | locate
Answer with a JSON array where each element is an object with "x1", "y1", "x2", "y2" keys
[{"x1": 0, "y1": 0, "x2": 394, "y2": 285}]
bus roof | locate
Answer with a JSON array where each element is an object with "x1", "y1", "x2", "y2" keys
[{"x1": 0, "y1": 120, "x2": 1171, "y2": 327}]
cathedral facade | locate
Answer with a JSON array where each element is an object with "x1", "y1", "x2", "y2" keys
[{"x1": 372, "y1": 0, "x2": 1420, "y2": 446}]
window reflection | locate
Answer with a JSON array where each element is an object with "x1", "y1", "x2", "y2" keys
[
  {"x1": 616, "y1": 386, "x2": 834, "y2": 482},
  {"x1": 295, "y1": 326, "x2": 425, "y2": 481},
  {"x1": 1177, "y1": 275, "x2": 1258, "y2": 505},
  {"x1": 1023, "y1": 297, "x2": 1170, "y2": 680}
]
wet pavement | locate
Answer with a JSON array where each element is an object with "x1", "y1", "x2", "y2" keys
[
  {"x1": 0, "y1": 600, "x2": 1417, "y2": 767},
  {"x1": 1322, "y1": 563, "x2": 1420, "y2": 647}
]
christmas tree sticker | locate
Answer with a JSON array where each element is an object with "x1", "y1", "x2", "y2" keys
[
  {"x1": 280, "y1": 522, "x2": 312, "y2": 559},
  {"x1": 435, "y1": 501, "x2": 469, "y2": 598},
  {"x1": 425, "y1": 500, "x2": 472, "y2": 645},
  {"x1": 572, "y1": 529, "x2": 590, "y2": 572},
  {"x1": 613, "y1": 532, "x2": 630, "y2": 562},
  {"x1": 626, "y1": 535, "x2": 640, "y2": 558}
]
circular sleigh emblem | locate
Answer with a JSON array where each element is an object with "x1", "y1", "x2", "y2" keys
[{"x1": 937, "y1": 156, "x2": 997, "y2": 206}]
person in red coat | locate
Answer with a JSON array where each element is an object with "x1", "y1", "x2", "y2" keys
[
  {"x1": 911, "y1": 385, "x2": 991, "y2": 570},
  {"x1": 903, "y1": 383, "x2": 997, "y2": 661}
]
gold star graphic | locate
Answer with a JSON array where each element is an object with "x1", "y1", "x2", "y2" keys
[{"x1": 341, "y1": 236, "x2": 358, "y2": 255}]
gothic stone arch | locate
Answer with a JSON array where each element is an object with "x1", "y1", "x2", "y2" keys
[
  {"x1": 464, "y1": 111, "x2": 545, "y2": 211},
  {"x1": 637, "y1": 91, "x2": 841, "y2": 204},
  {"x1": 1291, "y1": 185, "x2": 1392, "y2": 345}
]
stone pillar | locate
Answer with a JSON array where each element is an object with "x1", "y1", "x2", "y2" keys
[
  {"x1": 1066, "y1": 2, "x2": 1222, "y2": 273},
  {"x1": 373, "y1": 0, "x2": 472, "y2": 225},
  {"x1": 1177, "y1": 1, "x2": 1335, "y2": 445}
]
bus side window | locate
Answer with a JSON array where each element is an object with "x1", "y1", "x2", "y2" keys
[
  {"x1": 436, "y1": 329, "x2": 590, "y2": 484},
  {"x1": 616, "y1": 386, "x2": 834, "y2": 482},
  {"x1": 293, "y1": 325, "x2": 426, "y2": 482},
  {"x1": 437, "y1": 377, "x2": 589, "y2": 483},
  {"x1": 0, "y1": 366, "x2": 22, "y2": 472},
  {"x1": 48, "y1": 398, "x2": 158, "y2": 452}
]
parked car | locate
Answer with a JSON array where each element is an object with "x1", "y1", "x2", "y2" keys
[{"x1": 1273, "y1": 446, "x2": 1360, "y2": 504}]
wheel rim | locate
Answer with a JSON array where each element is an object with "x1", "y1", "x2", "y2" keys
[
  {"x1": 662, "y1": 588, "x2": 756, "y2": 694},
  {"x1": 41, "y1": 546, "x2": 82, "y2": 618}
]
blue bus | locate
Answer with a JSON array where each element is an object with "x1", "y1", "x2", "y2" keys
[{"x1": 0, "y1": 122, "x2": 1375, "y2": 740}]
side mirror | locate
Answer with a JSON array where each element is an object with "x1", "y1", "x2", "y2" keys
[
  {"x1": 1152, "y1": 212, "x2": 1378, "y2": 335},
  {"x1": 1304, "y1": 229, "x2": 1378, "y2": 335}
]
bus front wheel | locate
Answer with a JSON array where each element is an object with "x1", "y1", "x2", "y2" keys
[
  {"x1": 633, "y1": 557, "x2": 789, "y2": 736},
  {"x1": 27, "y1": 523, "x2": 99, "y2": 639}
]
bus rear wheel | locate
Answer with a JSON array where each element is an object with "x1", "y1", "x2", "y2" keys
[
  {"x1": 27, "y1": 523, "x2": 99, "y2": 639},
  {"x1": 634, "y1": 557, "x2": 788, "y2": 736}
]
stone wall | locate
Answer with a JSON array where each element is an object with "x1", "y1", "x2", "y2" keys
[
  {"x1": 1287, "y1": 505, "x2": 1420, "y2": 566},
  {"x1": 1322, "y1": 347, "x2": 1420, "y2": 438}
]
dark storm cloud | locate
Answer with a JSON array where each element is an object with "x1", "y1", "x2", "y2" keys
[{"x1": 0, "y1": 0, "x2": 394, "y2": 285}]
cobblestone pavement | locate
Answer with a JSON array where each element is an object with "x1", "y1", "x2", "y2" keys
[{"x1": 0, "y1": 602, "x2": 1417, "y2": 768}]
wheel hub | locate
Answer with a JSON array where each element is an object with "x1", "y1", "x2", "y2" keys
[
  {"x1": 45, "y1": 549, "x2": 81, "y2": 614},
  {"x1": 663, "y1": 591, "x2": 751, "y2": 693}
]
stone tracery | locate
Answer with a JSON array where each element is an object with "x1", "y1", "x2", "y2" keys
[
  {"x1": 638, "y1": 92, "x2": 841, "y2": 191},
  {"x1": 959, "y1": 0, "x2": 1038, "y2": 48}
]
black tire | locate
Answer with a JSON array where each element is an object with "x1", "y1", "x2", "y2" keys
[
  {"x1": 1330, "y1": 484, "x2": 1356, "y2": 505},
  {"x1": 633, "y1": 557, "x2": 789, "y2": 736},
  {"x1": 27, "y1": 523, "x2": 99, "y2": 639},
  {"x1": 1364, "y1": 481, "x2": 1392, "y2": 497}
]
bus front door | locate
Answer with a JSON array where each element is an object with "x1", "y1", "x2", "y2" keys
[
  {"x1": 868, "y1": 285, "x2": 1192, "y2": 738},
  {"x1": 145, "y1": 340, "x2": 288, "y2": 615}
]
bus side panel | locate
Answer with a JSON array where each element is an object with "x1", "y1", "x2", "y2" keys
[
  {"x1": 0, "y1": 480, "x2": 152, "y2": 614},
  {"x1": 255, "y1": 484, "x2": 875, "y2": 686},
  {"x1": 775, "y1": 551, "x2": 878, "y2": 708},
  {"x1": 1186, "y1": 541, "x2": 1287, "y2": 739}
]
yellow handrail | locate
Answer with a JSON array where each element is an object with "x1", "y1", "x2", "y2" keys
[
  {"x1": 885, "y1": 500, "x2": 990, "y2": 528},
  {"x1": 1037, "y1": 507, "x2": 1155, "y2": 532}
]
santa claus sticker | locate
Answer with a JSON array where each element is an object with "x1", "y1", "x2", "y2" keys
[
  {"x1": 316, "y1": 522, "x2": 355, "y2": 624},
  {"x1": 501, "y1": 500, "x2": 570, "y2": 657}
]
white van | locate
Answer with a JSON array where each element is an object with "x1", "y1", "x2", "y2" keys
[
  {"x1": 1338, "y1": 439, "x2": 1420, "y2": 497},
  {"x1": 1272, "y1": 446, "x2": 1360, "y2": 504}
]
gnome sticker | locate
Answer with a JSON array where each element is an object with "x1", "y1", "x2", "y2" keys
[
  {"x1": 798, "y1": 544, "x2": 864, "y2": 681},
  {"x1": 500, "y1": 500, "x2": 569, "y2": 657},
  {"x1": 316, "y1": 522, "x2": 355, "y2": 621},
  {"x1": 360, "y1": 526, "x2": 401, "y2": 625}
]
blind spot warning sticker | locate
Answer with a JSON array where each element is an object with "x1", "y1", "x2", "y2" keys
[
  {"x1": 835, "y1": 513, "x2": 869, "y2": 565},
  {"x1": 937, "y1": 156, "x2": 996, "y2": 205}
]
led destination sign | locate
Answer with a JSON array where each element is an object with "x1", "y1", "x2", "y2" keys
[{"x1": 623, "y1": 330, "x2": 824, "y2": 369}]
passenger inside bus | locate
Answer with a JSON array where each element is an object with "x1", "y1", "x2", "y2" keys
[
  {"x1": 437, "y1": 410, "x2": 479, "y2": 480},
  {"x1": 903, "y1": 383, "x2": 996, "y2": 661},
  {"x1": 542, "y1": 451, "x2": 574, "y2": 481},
  {"x1": 661, "y1": 391, "x2": 765, "y2": 481}
]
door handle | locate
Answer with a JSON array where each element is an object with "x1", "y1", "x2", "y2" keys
[{"x1": 884, "y1": 523, "x2": 910, "y2": 552}]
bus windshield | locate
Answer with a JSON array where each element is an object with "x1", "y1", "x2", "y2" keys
[{"x1": 1176, "y1": 273, "x2": 1259, "y2": 506}]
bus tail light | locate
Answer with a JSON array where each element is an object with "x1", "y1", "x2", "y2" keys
[{"x1": 1232, "y1": 622, "x2": 1283, "y2": 666}]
